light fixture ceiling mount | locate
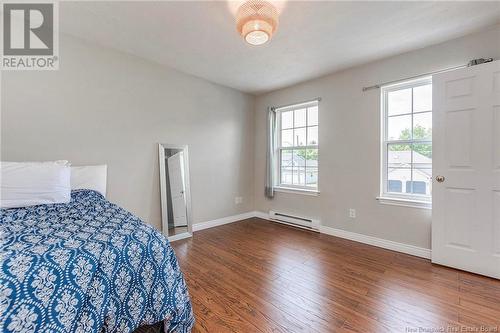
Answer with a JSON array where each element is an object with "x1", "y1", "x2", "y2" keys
[{"x1": 236, "y1": 0, "x2": 279, "y2": 46}]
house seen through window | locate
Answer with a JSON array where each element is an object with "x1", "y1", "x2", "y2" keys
[
  {"x1": 381, "y1": 77, "x2": 432, "y2": 201},
  {"x1": 276, "y1": 101, "x2": 319, "y2": 191}
]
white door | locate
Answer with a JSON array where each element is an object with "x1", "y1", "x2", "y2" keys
[
  {"x1": 168, "y1": 152, "x2": 188, "y2": 228},
  {"x1": 432, "y1": 60, "x2": 500, "y2": 279}
]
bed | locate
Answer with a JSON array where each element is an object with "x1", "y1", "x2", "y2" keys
[{"x1": 1, "y1": 189, "x2": 194, "y2": 333}]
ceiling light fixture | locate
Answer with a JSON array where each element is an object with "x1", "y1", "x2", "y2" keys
[{"x1": 236, "y1": 0, "x2": 279, "y2": 46}]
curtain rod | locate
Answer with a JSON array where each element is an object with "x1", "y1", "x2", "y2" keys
[
  {"x1": 271, "y1": 97, "x2": 321, "y2": 111},
  {"x1": 362, "y1": 64, "x2": 468, "y2": 92}
]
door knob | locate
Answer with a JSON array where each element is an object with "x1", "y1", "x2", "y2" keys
[{"x1": 436, "y1": 175, "x2": 445, "y2": 183}]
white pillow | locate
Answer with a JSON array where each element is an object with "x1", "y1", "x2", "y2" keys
[
  {"x1": 71, "y1": 165, "x2": 107, "y2": 197},
  {"x1": 1, "y1": 161, "x2": 71, "y2": 209}
]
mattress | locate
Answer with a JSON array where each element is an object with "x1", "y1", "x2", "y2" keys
[{"x1": 1, "y1": 190, "x2": 194, "y2": 333}]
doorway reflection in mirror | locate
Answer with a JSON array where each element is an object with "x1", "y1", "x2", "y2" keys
[{"x1": 158, "y1": 144, "x2": 192, "y2": 241}]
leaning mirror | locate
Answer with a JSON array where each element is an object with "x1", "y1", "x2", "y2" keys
[{"x1": 158, "y1": 144, "x2": 193, "y2": 241}]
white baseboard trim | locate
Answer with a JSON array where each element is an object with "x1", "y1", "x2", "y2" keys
[
  {"x1": 319, "y1": 225, "x2": 431, "y2": 259},
  {"x1": 168, "y1": 232, "x2": 192, "y2": 242},
  {"x1": 254, "y1": 211, "x2": 270, "y2": 220},
  {"x1": 194, "y1": 211, "x2": 431, "y2": 259},
  {"x1": 192, "y1": 211, "x2": 257, "y2": 232}
]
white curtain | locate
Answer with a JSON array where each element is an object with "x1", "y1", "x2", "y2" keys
[{"x1": 265, "y1": 107, "x2": 277, "y2": 199}]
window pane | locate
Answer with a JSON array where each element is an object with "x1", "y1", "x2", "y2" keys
[
  {"x1": 305, "y1": 149, "x2": 318, "y2": 188},
  {"x1": 281, "y1": 111, "x2": 294, "y2": 129},
  {"x1": 307, "y1": 126, "x2": 318, "y2": 145},
  {"x1": 281, "y1": 167, "x2": 293, "y2": 185},
  {"x1": 388, "y1": 180, "x2": 402, "y2": 193},
  {"x1": 280, "y1": 149, "x2": 293, "y2": 185},
  {"x1": 413, "y1": 181, "x2": 427, "y2": 194},
  {"x1": 406, "y1": 180, "x2": 429, "y2": 195},
  {"x1": 388, "y1": 88, "x2": 411, "y2": 116},
  {"x1": 387, "y1": 144, "x2": 411, "y2": 168},
  {"x1": 387, "y1": 168, "x2": 411, "y2": 193},
  {"x1": 413, "y1": 84, "x2": 432, "y2": 112},
  {"x1": 307, "y1": 106, "x2": 318, "y2": 126},
  {"x1": 294, "y1": 127, "x2": 306, "y2": 146},
  {"x1": 407, "y1": 171, "x2": 432, "y2": 196},
  {"x1": 412, "y1": 144, "x2": 432, "y2": 196},
  {"x1": 281, "y1": 129, "x2": 293, "y2": 147},
  {"x1": 413, "y1": 112, "x2": 432, "y2": 140},
  {"x1": 305, "y1": 167, "x2": 318, "y2": 188},
  {"x1": 418, "y1": 177, "x2": 431, "y2": 195},
  {"x1": 293, "y1": 149, "x2": 306, "y2": 168},
  {"x1": 406, "y1": 180, "x2": 427, "y2": 195},
  {"x1": 293, "y1": 167, "x2": 306, "y2": 186},
  {"x1": 305, "y1": 149, "x2": 318, "y2": 168},
  {"x1": 388, "y1": 114, "x2": 411, "y2": 140},
  {"x1": 293, "y1": 149, "x2": 308, "y2": 186},
  {"x1": 412, "y1": 143, "x2": 432, "y2": 161},
  {"x1": 294, "y1": 108, "x2": 307, "y2": 127},
  {"x1": 280, "y1": 149, "x2": 293, "y2": 166}
]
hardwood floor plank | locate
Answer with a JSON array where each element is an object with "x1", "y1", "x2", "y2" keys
[
  {"x1": 183, "y1": 247, "x2": 332, "y2": 332},
  {"x1": 181, "y1": 259, "x2": 289, "y2": 333},
  {"x1": 184, "y1": 274, "x2": 263, "y2": 333},
  {"x1": 172, "y1": 218, "x2": 500, "y2": 332}
]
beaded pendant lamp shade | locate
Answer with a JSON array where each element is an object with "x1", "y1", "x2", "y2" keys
[{"x1": 236, "y1": 0, "x2": 279, "y2": 46}]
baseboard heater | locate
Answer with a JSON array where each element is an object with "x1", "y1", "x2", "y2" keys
[{"x1": 268, "y1": 210, "x2": 320, "y2": 232}]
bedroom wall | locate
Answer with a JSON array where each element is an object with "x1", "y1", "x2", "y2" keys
[
  {"x1": 0, "y1": 34, "x2": 255, "y2": 231},
  {"x1": 253, "y1": 24, "x2": 500, "y2": 250}
]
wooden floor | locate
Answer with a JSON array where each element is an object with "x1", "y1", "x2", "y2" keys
[{"x1": 171, "y1": 218, "x2": 500, "y2": 333}]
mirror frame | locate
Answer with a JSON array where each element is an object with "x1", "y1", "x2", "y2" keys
[{"x1": 158, "y1": 143, "x2": 193, "y2": 241}]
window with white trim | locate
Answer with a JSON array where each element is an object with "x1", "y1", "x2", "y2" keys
[
  {"x1": 276, "y1": 101, "x2": 319, "y2": 191},
  {"x1": 381, "y1": 77, "x2": 432, "y2": 202}
]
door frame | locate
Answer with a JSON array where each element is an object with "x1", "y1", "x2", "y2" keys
[{"x1": 158, "y1": 143, "x2": 193, "y2": 241}]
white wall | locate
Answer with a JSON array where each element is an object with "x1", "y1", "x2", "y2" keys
[
  {"x1": 1, "y1": 35, "x2": 255, "y2": 231},
  {"x1": 254, "y1": 25, "x2": 500, "y2": 249}
]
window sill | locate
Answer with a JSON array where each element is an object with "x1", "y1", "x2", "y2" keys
[
  {"x1": 376, "y1": 196, "x2": 431, "y2": 209},
  {"x1": 274, "y1": 186, "x2": 320, "y2": 196}
]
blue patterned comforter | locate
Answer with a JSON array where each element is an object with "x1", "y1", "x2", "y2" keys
[{"x1": 1, "y1": 190, "x2": 194, "y2": 333}]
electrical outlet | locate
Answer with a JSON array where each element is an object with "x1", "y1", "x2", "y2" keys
[
  {"x1": 234, "y1": 196, "x2": 243, "y2": 205},
  {"x1": 349, "y1": 208, "x2": 356, "y2": 218}
]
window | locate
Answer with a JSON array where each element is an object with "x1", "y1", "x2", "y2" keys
[
  {"x1": 381, "y1": 77, "x2": 432, "y2": 202},
  {"x1": 276, "y1": 100, "x2": 318, "y2": 191}
]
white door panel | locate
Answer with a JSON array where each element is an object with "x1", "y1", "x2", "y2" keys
[
  {"x1": 444, "y1": 188, "x2": 476, "y2": 249},
  {"x1": 445, "y1": 109, "x2": 473, "y2": 167},
  {"x1": 432, "y1": 60, "x2": 500, "y2": 279}
]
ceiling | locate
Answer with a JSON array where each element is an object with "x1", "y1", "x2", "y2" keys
[{"x1": 60, "y1": 1, "x2": 500, "y2": 95}]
